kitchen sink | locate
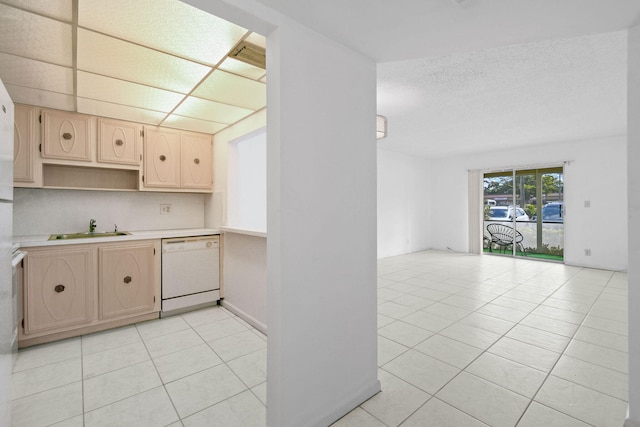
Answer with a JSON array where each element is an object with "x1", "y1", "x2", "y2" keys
[{"x1": 48, "y1": 231, "x2": 131, "y2": 240}]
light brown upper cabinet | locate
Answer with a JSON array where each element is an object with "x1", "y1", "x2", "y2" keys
[
  {"x1": 13, "y1": 104, "x2": 36, "y2": 184},
  {"x1": 41, "y1": 109, "x2": 92, "y2": 162},
  {"x1": 181, "y1": 131, "x2": 213, "y2": 190},
  {"x1": 143, "y1": 126, "x2": 213, "y2": 192},
  {"x1": 97, "y1": 118, "x2": 142, "y2": 166}
]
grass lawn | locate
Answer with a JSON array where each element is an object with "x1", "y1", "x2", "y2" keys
[{"x1": 483, "y1": 248, "x2": 563, "y2": 262}]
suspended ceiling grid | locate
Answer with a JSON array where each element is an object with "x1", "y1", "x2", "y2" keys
[{"x1": 0, "y1": 0, "x2": 266, "y2": 135}]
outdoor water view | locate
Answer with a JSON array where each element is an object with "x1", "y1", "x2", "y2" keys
[{"x1": 483, "y1": 167, "x2": 564, "y2": 261}]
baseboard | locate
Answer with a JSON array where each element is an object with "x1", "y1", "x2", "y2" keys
[{"x1": 221, "y1": 300, "x2": 267, "y2": 335}]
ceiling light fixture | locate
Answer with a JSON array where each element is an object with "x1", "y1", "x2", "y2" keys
[{"x1": 377, "y1": 115, "x2": 388, "y2": 140}]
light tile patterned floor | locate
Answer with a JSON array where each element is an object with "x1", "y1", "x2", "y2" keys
[{"x1": 12, "y1": 250, "x2": 628, "y2": 426}]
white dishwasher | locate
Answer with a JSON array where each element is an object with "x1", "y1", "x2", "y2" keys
[{"x1": 161, "y1": 235, "x2": 220, "y2": 315}]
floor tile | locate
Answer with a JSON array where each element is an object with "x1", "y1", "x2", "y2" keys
[
  {"x1": 180, "y1": 306, "x2": 233, "y2": 327},
  {"x1": 465, "y1": 352, "x2": 546, "y2": 398},
  {"x1": 251, "y1": 382, "x2": 267, "y2": 405},
  {"x1": 14, "y1": 338, "x2": 81, "y2": 372},
  {"x1": 475, "y1": 303, "x2": 529, "y2": 323},
  {"x1": 519, "y1": 313, "x2": 579, "y2": 337},
  {"x1": 12, "y1": 357, "x2": 81, "y2": 400},
  {"x1": 49, "y1": 415, "x2": 84, "y2": 427},
  {"x1": 440, "y1": 295, "x2": 485, "y2": 311},
  {"x1": 410, "y1": 287, "x2": 452, "y2": 301},
  {"x1": 330, "y1": 407, "x2": 386, "y2": 427},
  {"x1": 581, "y1": 315, "x2": 628, "y2": 336},
  {"x1": 378, "y1": 287, "x2": 406, "y2": 301},
  {"x1": 531, "y1": 305, "x2": 586, "y2": 325},
  {"x1": 377, "y1": 314, "x2": 396, "y2": 328},
  {"x1": 182, "y1": 390, "x2": 265, "y2": 427},
  {"x1": 505, "y1": 324, "x2": 570, "y2": 353},
  {"x1": 488, "y1": 337, "x2": 560, "y2": 372},
  {"x1": 83, "y1": 360, "x2": 162, "y2": 412},
  {"x1": 490, "y1": 296, "x2": 538, "y2": 313},
  {"x1": 378, "y1": 321, "x2": 433, "y2": 347},
  {"x1": 551, "y1": 355, "x2": 627, "y2": 401},
  {"x1": 82, "y1": 341, "x2": 149, "y2": 379},
  {"x1": 390, "y1": 294, "x2": 435, "y2": 309},
  {"x1": 12, "y1": 382, "x2": 83, "y2": 427},
  {"x1": 382, "y1": 350, "x2": 460, "y2": 394},
  {"x1": 136, "y1": 315, "x2": 191, "y2": 340},
  {"x1": 208, "y1": 330, "x2": 267, "y2": 362},
  {"x1": 414, "y1": 334, "x2": 482, "y2": 368},
  {"x1": 84, "y1": 386, "x2": 179, "y2": 427},
  {"x1": 587, "y1": 306, "x2": 628, "y2": 323},
  {"x1": 378, "y1": 336, "x2": 409, "y2": 366},
  {"x1": 398, "y1": 310, "x2": 456, "y2": 333},
  {"x1": 227, "y1": 348, "x2": 267, "y2": 388},
  {"x1": 144, "y1": 328, "x2": 205, "y2": 359},
  {"x1": 517, "y1": 402, "x2": 591, "y2": 427},
  {"x1": 377, "y1": 301, "x2": 418, "y2": 319},
  {"x1": 459, "y1": 312, "x2": 515, "y2": 335},
  {"x1": 436, "y1": 372, "x2": 529, "y2": 427},
  {"x1": 564, "y1": 339, "x2": 628, "y2": 373},
  {"x1": 401, "y1": 397, "x2": 489, "y2": 427},
  {"x1": 422, "y1": 302, "x2": 472, "y2": 321},
  {"x1": 191, "y1": 316, "x2": 249, "y2": 342},
  {"x1": 82, "y1": 326, "x2": 140, "y2": 356},
  {"x1": 360, "y1": 369, "x2": 430, "y2": 427},
  {"x1": 154, "y1": 343, "x2": 224, "y2": 384},
  {"x1": 502, "y1": 289, "x2": 547, "y2": 304},
  {"x1": 572, "y1": 326, "x2": 627, "y2": 353},
  {"x1": 540, "y1": 297, "x2": 591, "y2": 314},
  {"x1": 165, "y1": 364, "x2": 247, "y2": 418},
  {"x1": 535, "y1": 375, "x2": 627, "y2": 427},
  {"x1": 439, "y1": 323, "x2": 501, "y2": 350}
]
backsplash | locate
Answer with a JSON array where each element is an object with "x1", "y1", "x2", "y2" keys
[{"x1": 13, "y1": 188, "x2": 205, "y2": 236}]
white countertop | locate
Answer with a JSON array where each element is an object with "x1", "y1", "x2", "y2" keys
[
  {"x1": 219, "y1": 226, "x2": 267, "y2": 238},
  {"x1": 14, "y1": 228, "x2": 220, "y2": 248}
]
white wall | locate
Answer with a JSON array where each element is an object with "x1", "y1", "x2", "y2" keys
[
  {"x1": 13, "y1": 188, "x2": 205, "y2": 236},
  {"x1": 377, "y1": 149, "x2": 431, "y2": 258},
  {"x1": 429, "y1": 135, "x2": 628, "y2": 271},
  {"x1": 184, "y1": 2, "x2": 380, "y2": 427},
  {"x1": 227, "y1": 127, "x2": 267, "y2": 231},
  {"x1": 206, "y1": 109, "x2": 267, "y2": 229},
  {"x1": 626, "y1": 24, "x2": 640, "y2": 427}
]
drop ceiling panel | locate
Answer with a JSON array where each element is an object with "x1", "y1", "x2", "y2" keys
[
  {"x1": 5, "y1": 83, "x2": 74, "y2": 111},
  {"x1": 193, "y1": 70, "x2": 266, "y2": 110},
  {"x1": 0, "y1": 0, "x2": 72, "y2": 21},
  {"x1": 77, "y1": 29, "x2": 213, "y2": 94},
  {"x1": 78, "y1": 0, "x2": 248, "y2": 66},
  {"x1": 0, "y1": 52, "x2": 73, "y2": 94},
  {"x1": 162, "y1": 114, "x2": 228, "y2": 134},
  {"x1": 246, "y1": 32, "x2": 266, "y2": 48},
  {"x1": 77, "y1": 71, "x2": 185, "y2": 113},
  {"x1": 219, "y1": 57, "x2": 266, "y2": 80},
  {"x1": 0, "y1": 4, "x2": 72, "y2": 66},
  {"x1": 173, "y1": 96, "x2": 253, "y2": 124},
  {"x1": 77, "y1": 98, "x2": 167, "y2": 125}
]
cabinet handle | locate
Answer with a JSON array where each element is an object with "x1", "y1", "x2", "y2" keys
[
  {"x1": 159, "y1": 155, "x2": 166, "y2": 161},
  {"x1": 54, "y1": 284, "x2": 65, "y2": 293},
  {"x1": 123, "y1": 276, "x2": 132, "y2": 284},
  {"x1": 62, "y1": 133, "x2": 72, "y2": 140},
  {"x1": 194, "y1": 158, "x2": 200, "y2": 165},
  {"x1": 115, "y1": 139, "x2": 124, "y2": 146}
]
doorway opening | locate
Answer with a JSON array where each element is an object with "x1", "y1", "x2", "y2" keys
[{"x1": 483, "y1": 167, "x2": 564, "y2": 261}]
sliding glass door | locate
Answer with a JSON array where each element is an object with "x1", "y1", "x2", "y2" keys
[{"x1": 483, "y1": 167, "x2": 564, "y2": 261}]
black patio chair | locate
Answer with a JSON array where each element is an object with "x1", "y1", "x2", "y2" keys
[{"x1": 486, "y1": 223, "x2": 527, "y2": 256}]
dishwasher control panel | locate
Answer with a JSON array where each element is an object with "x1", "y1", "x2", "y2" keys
[{"x1": 162, "y1": 235, "x2": 219, "y2": 253}]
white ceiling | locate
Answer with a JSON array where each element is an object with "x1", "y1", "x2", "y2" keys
[
  {"x1": 0, "y1": 0, "x2": 266, "y2": 135},
  {"x1": 257, "y1": 0, "x2": 638, "y2": 158}
]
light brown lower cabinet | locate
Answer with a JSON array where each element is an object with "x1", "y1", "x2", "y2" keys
[{"x1": 19, "y1": 240, "x2": 160, "y2": 347}]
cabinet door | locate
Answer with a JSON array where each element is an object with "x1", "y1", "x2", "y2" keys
[
  {"x1": 42, "y1": 110, "x2": 92, "y2": 161},
  {"x1": 23, "y1": 247, "x2": 95, "y2": 334},
  {"x1": 97, "y1": 118, "x2": 141, "y2": 165},
  {"x1": 143, "y1": 127, "x2": 180, "y2": 188},
  {"x1": 13, "y1": 105, "x2": 35, "y2": 182},
  {"x1": 99, "y1": 242, "x2": 156, "y2": 320},
  {"x1": 181, "y1": 131, "x2": 212, "y2": 190}
]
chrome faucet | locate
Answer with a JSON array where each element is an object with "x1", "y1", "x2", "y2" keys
[{"x1": 89, "y1": 219, "x2": 96, "y2": 233}]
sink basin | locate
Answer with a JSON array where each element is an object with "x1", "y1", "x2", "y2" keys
[{"x1": 48, "y1": 231, "x2": 131, "y2": 240}]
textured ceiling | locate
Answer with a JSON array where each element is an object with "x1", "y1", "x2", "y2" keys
[
  {"x1": 0, "y1": 0, "x2": 266, "y2": 135},
  {"x1": 377, "y1": 31, "x2": 627, "y2": 158}
]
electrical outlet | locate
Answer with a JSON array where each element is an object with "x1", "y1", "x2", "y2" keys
[
  {"x1": 160, "y1": 204, "x2": 172, "y2": 215},
  {"x1": 585, "y1": 248, "x2": 591, "y2": 256}
]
